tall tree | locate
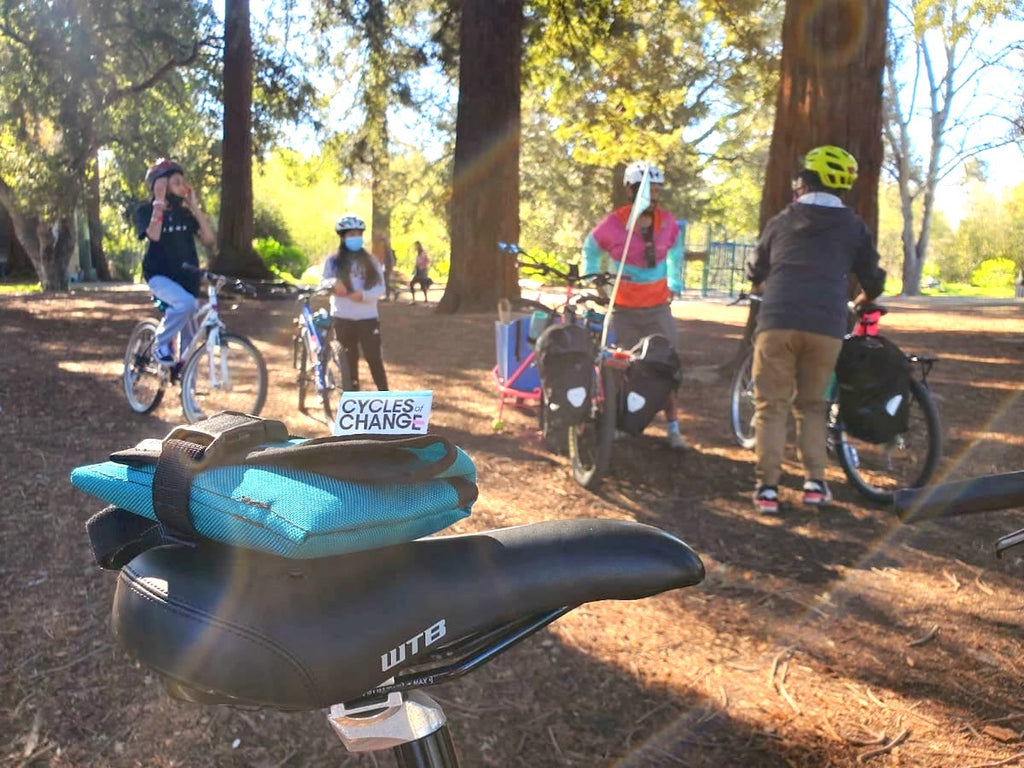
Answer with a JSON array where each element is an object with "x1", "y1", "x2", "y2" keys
[
  {"x1": 314, "y1": 0, "x2": 432, "y2": 259},
  {"x1": 725, "y1": 0, "x2": 889, "y2": 373},
  {"x1": 438, "y1": 0, "x2": 523, "y2": 313},
  {"x1": 214, "y1": 0, "x2": 271, "y2": 278},
  {"x1": 761, "y1": 0, "x2": 889, "y2": 231},
  {"x1": 883, "y1": 0, "x2": 1022, "y2": 295},
  {"x1": 0, "y1": 0, "x2": 214, "y2": 291}
]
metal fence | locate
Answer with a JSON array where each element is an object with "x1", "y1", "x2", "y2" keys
[{"x1": 678, "y1": 222, "x2": 755, "y2": 298}]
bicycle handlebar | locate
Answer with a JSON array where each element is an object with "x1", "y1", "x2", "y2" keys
[
  {"x1": 180, "y1": 263, "x2": 258, "y2": 297},
  {"x1": 499, "y1": 242, "x2": 615, "y2": 289},
  {"x1": 896, "y1": 471, "x2": 1024, "y2": 558}
]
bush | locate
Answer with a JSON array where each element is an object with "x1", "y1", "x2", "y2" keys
[
  {"x1": 970, "y1": 258, "x2": 1016, "y2": 290},
  {"x1": 254, "y1": 237, "x2": 307, "y2": 279},
  {"x1": 253, "y1": 202, "x2": 293, "y2": 246}
]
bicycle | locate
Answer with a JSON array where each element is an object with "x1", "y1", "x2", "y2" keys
[
  {"x1": 895, "y1": 469, "x2": 1024, "y2": 558},
  {"x1": 291, "y1": 285, "x2": 353, "y2": 425},
  {"x1": 728, "y1": 292, "x2": 942, "y2": 504},
  {"x1": 122, "y1": 266, "x2": 268, "y2": 423},
  {"x1": 107, "y1": 517, "x2": 706, "y2": 767},
  {"x1": 499, "y1": 243, "x2": 631, "y2": 490}
]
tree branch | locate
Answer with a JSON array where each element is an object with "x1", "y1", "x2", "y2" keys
[{"x1": 101, "y1": 35, "x2": 217, "y2": 109}]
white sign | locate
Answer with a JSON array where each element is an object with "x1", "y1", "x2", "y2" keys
[{"x1": 332, "y1": 391, "x2": 433, "y2": 436}]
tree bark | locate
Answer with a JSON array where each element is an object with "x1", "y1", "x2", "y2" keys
[
  {"x1": 212, "y1": 0, "x2": 270, "y2": 279},
  {"x1": 760, "y1": 0, "x2": 888, "y2": 232},
  {"x1": 365, "y1": 0, "x2": 392, "y2": 261},
  {"x1": 724, "y1": 0, "x2": 888, "y2": 377},
  {"x1": 438, "y1": 0, "x2": 523, "y2": 314},
  {"x1": 86, "y1": 150, "x2": 111, "y2": 281},
  {"x1": 0, "y1": 176, "x2": 71, "y2": 291}
]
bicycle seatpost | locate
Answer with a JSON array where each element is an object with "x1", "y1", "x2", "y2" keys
[{"x1": 329, "y1": 691, "x2": 459, "y2": 767}]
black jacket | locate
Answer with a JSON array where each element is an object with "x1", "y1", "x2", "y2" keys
[{"x1": 747, "y1": 201, "x2": 886, "y2": 339}]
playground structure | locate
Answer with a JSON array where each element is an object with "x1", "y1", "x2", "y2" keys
[{"x1": 678, "y1": 221, "x2": 755, "y2": 299}]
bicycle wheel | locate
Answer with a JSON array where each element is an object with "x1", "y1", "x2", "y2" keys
[
  {"x1": 123, "y1": 319, "x2": 166, "y2": 414},
  {"x1": 319, "y1": 340, "x2": 353, "y2": 425},
  {"x1": 835, "y1": 378, "x2": 942, "y2": 504},
  {"x1": 568, "y1": 365, "x2": 617, "y2": 490},
  {"x1": 180, "y1": 333, "x2": 268, "y2": 423},
  {"x1": 729, "y1": 348, "x2": 756, "y2": 449},
  {"x1": 296, "y1": 331, "x2": 310, "y2": 413}
]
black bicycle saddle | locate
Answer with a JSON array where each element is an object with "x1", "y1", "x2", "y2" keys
[{"x1": 112, "y1": 519, "x2": 704, "y2": 710}]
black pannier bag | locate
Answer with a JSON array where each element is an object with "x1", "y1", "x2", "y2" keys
[
  {"x1": 618, "y1": 334, "x2": 682, "y2": 436},
  {"x1": 535, "y1": 322, "x2": 595, "y2": 429},
  {"x1": 834, "y1": 334, "x2": 912, "y2": 444}
]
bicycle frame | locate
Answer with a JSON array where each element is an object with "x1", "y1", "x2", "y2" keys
[
  {"x1": 174, "y1": 280, "x2": 229, "y2": 388},
  {"x1": 297, "y1": 296, "x2": 331, "y2": 391}
]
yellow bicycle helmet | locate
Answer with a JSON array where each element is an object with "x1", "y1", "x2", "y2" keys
[{"x1": 804, "y1": 145, "x2": 858, "y2": 190}]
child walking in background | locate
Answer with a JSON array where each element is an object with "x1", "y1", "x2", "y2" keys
[{"x1": 409, "y1": 241, "x2": 432, "y2": 303}]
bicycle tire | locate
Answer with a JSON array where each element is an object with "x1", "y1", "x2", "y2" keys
[
  {"x1": 728, "y1": 348, "x2": 756, "y2": 449},
  {"x1": 180, "y1": 332, "x2": 268, "y2": 423},
  {"x1": 835, "y1": 378, "x2": 942, "y2": 504},
  {"x1": 568, "y1": 365, "x2": 617, "y2": 490},
  {"x1": 123, "y1": 319, "x2": 166, "y2": 414},
  {"x1": 296, "y1": 331, "x2": 310, "y2": 413},
  {"x1": 320, "y1": 340, "x2": 353, "y2": 426}
]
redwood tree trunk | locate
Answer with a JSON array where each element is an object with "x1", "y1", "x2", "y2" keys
[
  {"x1": 760, "y1": 0, "x2": 888, "y2": 232},
  {"x1": 438, "y1": 0, "x2": 522, "y2": 314},
  {"x1": 213, "y1": 0, "x2": 269, "y2": 279},
  {"x1": 365, "y1": 0, "x2": 392, "y2": 260},
  {"x1": 724, "y1": 0, "x2": 888, "y2": 376}
]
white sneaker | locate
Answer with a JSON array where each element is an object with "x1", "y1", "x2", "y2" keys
[{"x1": 667, "y1": 432, "x2": 690, "y2": 451}]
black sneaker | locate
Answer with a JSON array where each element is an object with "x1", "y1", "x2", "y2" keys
[
  {"x1": 802, "y1": 479, "x2": 833, "y2": 507},
  {"x1": 753, "y1": 485, "x2": 779, "y2": 514}
]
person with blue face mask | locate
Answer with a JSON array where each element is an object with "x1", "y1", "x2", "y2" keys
[{"x1": 321, "y1": 213, "x2": 389, "y2": 390}]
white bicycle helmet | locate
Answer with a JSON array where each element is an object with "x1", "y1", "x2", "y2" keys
[
  {"x1": 335, "y1": 213, "x2": 366, "y2": 233},
  {"x1": 623, "y1": 161, "x2": 664, "y2": 187}
]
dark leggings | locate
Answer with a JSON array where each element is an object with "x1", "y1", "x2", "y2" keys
[{"x1": 331, "y1": 317, "x2": 389, "y2": 391}]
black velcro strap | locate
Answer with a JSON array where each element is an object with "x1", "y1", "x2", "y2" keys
[
  {"x1": 151, "y1": 438, "x2": 208, "y2": 536},
  {"x1": 147, "y1": 411, "x2": 289, "y2": 537},
  {"x1": 86, "y1": 505, "x2": 169, "y2": 570}
]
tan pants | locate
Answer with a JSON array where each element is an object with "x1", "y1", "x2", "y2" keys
[{"x1": 753, "y1": 329, "x2": 843, "y2": 486}]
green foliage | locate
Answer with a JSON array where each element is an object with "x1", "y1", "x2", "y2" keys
[
  {"x1": 971, "y1": 257, "x2": 1016, "y2": 289},
  {"x1": 519, "y1": 0, "x2": 782, "y2": 250},
  {"x1": 252, "y1": 150, "x2": 354, "y2": 261},
  {"x1": 253, "y1": 201, "x2": 293, "y2": 245},
  {"x1": 254, "y1": 237, "x2": 308, "y2": 278},
  {"x1": 0, "y1": 0, "x2": 217, "y2": 208}
]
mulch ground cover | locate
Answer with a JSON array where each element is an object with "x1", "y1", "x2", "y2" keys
[{"x1": 2, "y1": 285, "x2": 1024, "y2": 767}]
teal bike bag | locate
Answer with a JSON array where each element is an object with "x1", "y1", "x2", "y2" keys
[{"x1": 71, "y1": 412, "x2": 477, "y2": 563}]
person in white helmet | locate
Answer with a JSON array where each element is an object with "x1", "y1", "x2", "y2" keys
[
  {"x1": 582, "y1": 160, "x2": 689, "y2": 451},
  {"x1": 321, "y1": 213, "x2": 389, "y2": 390}
]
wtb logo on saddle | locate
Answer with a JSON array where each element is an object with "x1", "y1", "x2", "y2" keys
[{"x1": 382, "y1": 619, "x2": 448, "y2": 672}]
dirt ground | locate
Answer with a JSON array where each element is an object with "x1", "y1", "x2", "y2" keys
[{"x1": 2, "y1": 284, "x2": 1024, "y2": 768}]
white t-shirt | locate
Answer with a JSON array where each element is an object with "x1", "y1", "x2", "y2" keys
[{"x1": 321, "y1": 251, "x2": 386, "y2": 320}]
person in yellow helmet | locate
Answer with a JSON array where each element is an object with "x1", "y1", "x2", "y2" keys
[{"x1": 746, "y1": 145, "x2": 887, "y2": 514}]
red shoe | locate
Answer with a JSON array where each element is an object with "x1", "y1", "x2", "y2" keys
[
  {"x1": 802, "y1": 480, "x2": 833, "y2": 507},
  {"x1": 753, "y1": 485, "x2": 779, "y2": 514}
]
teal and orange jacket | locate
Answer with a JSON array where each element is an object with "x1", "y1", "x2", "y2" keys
[{"x1": 582, "y1": 206, "x2": 683, "y2": 308}]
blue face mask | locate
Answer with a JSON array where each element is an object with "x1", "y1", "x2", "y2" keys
[{"x1": 344, "y1": 235, "x2": 364, "y2": 252}]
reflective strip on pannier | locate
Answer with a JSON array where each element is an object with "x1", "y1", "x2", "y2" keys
[
  {"x1": 618, "y1": 334, "x2": 682, "y2": 436},
  {"x1": 535, "y1": 323, "x2": 595, "y2": 429},
  {"x1": 835, "y1": 334, "x2": 911, "y2": 444}
]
